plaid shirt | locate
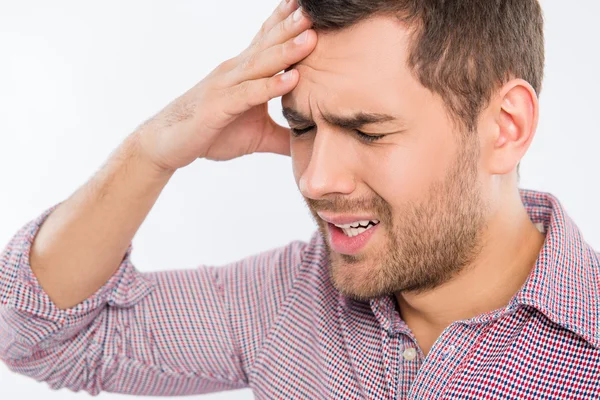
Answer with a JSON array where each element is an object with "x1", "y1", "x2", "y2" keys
[{"x1": 1, "y1": 189, "x2": 599, "y2": 399}]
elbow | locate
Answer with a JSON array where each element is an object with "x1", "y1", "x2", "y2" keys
[
  {"x1": 1, "y1": 344, "x2": 105, "y2": 396},
  {"x1": 0, "y1": 308, "x2": 105, "y2": 396}
]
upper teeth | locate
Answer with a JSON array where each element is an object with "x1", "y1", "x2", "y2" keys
[{"x1": 333, "y1": 220, "x2": 379, "y2": 229}]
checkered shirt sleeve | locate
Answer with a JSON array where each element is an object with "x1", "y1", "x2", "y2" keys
[{"x1": 0, "y1": 205, "x2": 306, "y2": 396}]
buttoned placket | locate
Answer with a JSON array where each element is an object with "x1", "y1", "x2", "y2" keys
[
  {"x1": 371, "y1": 296, "x2": 503, "y2": 399},
  {"x1": 382, "y1": 311, "x2": 425, "y2": 399},
  {"x1": 372, "y1": 296, "x2": 424, "y2": 400},
  {"x1": 406, "y1": 322, "x2": 473, "y2": 399},
  {"x1": 406, "y1": 305, "x2": 524, "y2": 399},
  {"x1": 381, "y1": 327, "x2": 425, "y2": 400},
  {"x1": 381, "y1": 309, "x2": 484, "y2": 399},
  {"x1": 395, "y1": 332, "x2": 424, "y2": 399}
]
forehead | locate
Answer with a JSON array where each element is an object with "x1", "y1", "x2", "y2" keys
[{"x1": 282, "y1": 16, "x2": 422, "y2": 116}]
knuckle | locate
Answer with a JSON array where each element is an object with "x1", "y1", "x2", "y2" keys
[
  {"x1": 249, "y1": 37, "x2": 263, "y2": 53},
  {"x1": 223, "y1": 86, "x2": 235, "y2": 102},
  {"x1": 278, "y1": 18, "x2": 288, "y2": 37},
  {"x1": 259, "y1": 21, "x2": 269, "y2": 36},
  {"x1": 284, "y1": 12, "x2": 295, "y2": 32},
  {"x1": 241, "y1": 53, "x2": 258, "y2": 71},
  {"x1": 272, "y1": 8, "x2": 286, "y2": 25},
  {"x1": 216, "y1": 58, "x2": 236, "y2": 73},
  {"x1": 264, "y1": 79, "x2": 272, "y2": 96},
  {"x1": 280, "y1": 42, "x2": 293, "y2": 64},
  {"x1": 222, "y1": 85, "x2": 239, "y2": 107},
  {"x1": 239, "y1": 80, "x2": 252, "y2": 97}
]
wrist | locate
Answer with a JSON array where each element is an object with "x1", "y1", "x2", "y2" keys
[{"x1": 124, "y1": 130, "x2": 177, "y2": 179}]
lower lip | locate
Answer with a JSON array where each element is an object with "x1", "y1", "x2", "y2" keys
[{"x1": 328, "y1": 223, "x2": 380, "y2": 255}]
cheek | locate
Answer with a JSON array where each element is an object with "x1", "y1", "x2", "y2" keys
[
  {"x1": 361, "y1": 146, "x2": 426, "y2": 203},
  {"x1": 363, "y1": 140, "x2": 453, "y2": 204}
]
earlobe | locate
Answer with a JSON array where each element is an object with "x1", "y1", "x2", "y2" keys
[{"x1": 489, "y1": 79, "x2": 539, "y2": 175}]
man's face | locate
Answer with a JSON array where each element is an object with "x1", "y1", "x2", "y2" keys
[{"x1": 282, "y1": 16, "x2": 489, "y2": 300}]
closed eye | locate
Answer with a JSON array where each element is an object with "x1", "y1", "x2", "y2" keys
[{"x1": 289, "y1": 126, "x2": 385, "y2": 143}]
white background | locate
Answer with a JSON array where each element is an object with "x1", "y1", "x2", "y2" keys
[{"x1": 0, "y1": 0, "x2": 598, "y2": 399}]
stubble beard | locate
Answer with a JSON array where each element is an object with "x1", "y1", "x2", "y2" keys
[{"x1": 307, "y1": 138, "x2": 488, "y2": 301}]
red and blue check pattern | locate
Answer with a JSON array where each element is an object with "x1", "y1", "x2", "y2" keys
[{"x1": 1, "y1": 189, "x2": 599, "y2": 399}]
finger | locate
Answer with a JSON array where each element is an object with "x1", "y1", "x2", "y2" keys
[
  {"x1": 257, "y1": 119, "x2": 292, "y2": 156},
  {"x1": 249, "y1": 0, "x2": 299, "y2": 47},
  {"x1": 253, "y1": 4, "x2": 312, "y2": 53},
  {"x1": 224, "y1": 69, "x2": 299, "y2": 116},
  {"x1": 229, "y1": 29, "x2": 317, "y2": 85}
]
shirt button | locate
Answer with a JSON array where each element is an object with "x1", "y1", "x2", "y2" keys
[
  {"x1": 403, "y1": 347, "x2": 417, "y2": 361},
  {"x1": 441, "y1": 344, "x2": 456, "y2": 360}
]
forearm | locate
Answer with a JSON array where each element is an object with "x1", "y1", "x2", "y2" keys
[{"x1": 29, "y1": 131, "x2": 175, "y2": 310}]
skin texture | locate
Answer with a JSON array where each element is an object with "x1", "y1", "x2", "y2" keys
[
  {"x1": 26, "y1": 0, "x2": 318, "y2": 311},
  {"x1": 281, "y1": 15, "x2": 546, "y2": 355},
  {"x1": 26, "y1": 0, "x2": 544, "y2": 357}
]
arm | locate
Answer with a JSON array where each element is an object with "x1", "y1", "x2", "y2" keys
[
  {"x1": 18, "y1": 0, "x2": 314, "y2": 311},
  {"x1": 1, "y1": 0, "x2": 315, "y2": 395},
  {"x1": 27, "y1": 132, "x2": 173, "y2": 310},
  {"x1": 0, "y1": 203, "x2": 307, "y2": 396}
]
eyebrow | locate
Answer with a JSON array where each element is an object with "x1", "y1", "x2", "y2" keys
[{"x1": 281, "y1": 107, "x2": 398, "y2": 130}]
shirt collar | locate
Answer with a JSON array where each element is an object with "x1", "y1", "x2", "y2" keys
[
  {"x1": 368, "y1": 189, "x2": 600, "y2": 348},
  {"x1": 514, "y1": 188, "x2": 600, "y2": 348}
]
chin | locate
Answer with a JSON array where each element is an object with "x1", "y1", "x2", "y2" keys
[{"x1": 328, "y1": 257, "x2": 389, "y2": 301}]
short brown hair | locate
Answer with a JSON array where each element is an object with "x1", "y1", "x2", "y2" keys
[{"x1": 298, "y1": 0, "x2": 545, "y2": 134}]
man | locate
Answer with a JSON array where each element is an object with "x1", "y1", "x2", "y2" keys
[{"x1": 1, "y1": 0, "x2": 598, "y2": 398}]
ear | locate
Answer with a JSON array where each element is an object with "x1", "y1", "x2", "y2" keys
[{"x1": 484, "y1": 79, "x2": 539, "y2": 175}]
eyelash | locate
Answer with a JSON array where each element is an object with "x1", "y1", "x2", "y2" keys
[{"x1": 289, "y1": 127, "x2": 385, "y2": 143}]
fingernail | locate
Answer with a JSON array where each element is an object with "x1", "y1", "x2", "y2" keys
[
  {"x1": 293, "y1": 8, "x2": 303, "y2": 22},
  {"x1": 294, "y1": 30, "x2": 308, "y2": 44},
  {"x1": 281, "y1": 70, "x2": 294, "y2": 81}
]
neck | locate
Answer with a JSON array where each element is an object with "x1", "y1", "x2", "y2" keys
[{"x1": 395, "y1": 187, "x2": 546, "y2": 355}]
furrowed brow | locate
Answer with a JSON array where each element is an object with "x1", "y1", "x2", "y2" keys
[
  {"x1": 325, "y1": 112, "x2": 396, "y2": 130},
  {"x1": 282, "y1": 107, "x2": 312, "y2": 125},
  {"x1": 282, "y1": 107, "x2": 397, "y2": 130}
]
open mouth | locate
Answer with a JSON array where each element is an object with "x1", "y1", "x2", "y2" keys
[
  {"x1": 335, "y1": 220, "x2": 380, "y2": 237},
  {"x1": 328, "y1": 221, "x2": 380, "y2": 255}
]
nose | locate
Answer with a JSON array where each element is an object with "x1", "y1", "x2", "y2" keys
[{"x1": 298, "y1": 129, "x2": 357, "y2": 200}]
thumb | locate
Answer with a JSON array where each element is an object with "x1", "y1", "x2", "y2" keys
[{"x1": 257, "y1": 120, "x2": 291, "y2": 156}]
